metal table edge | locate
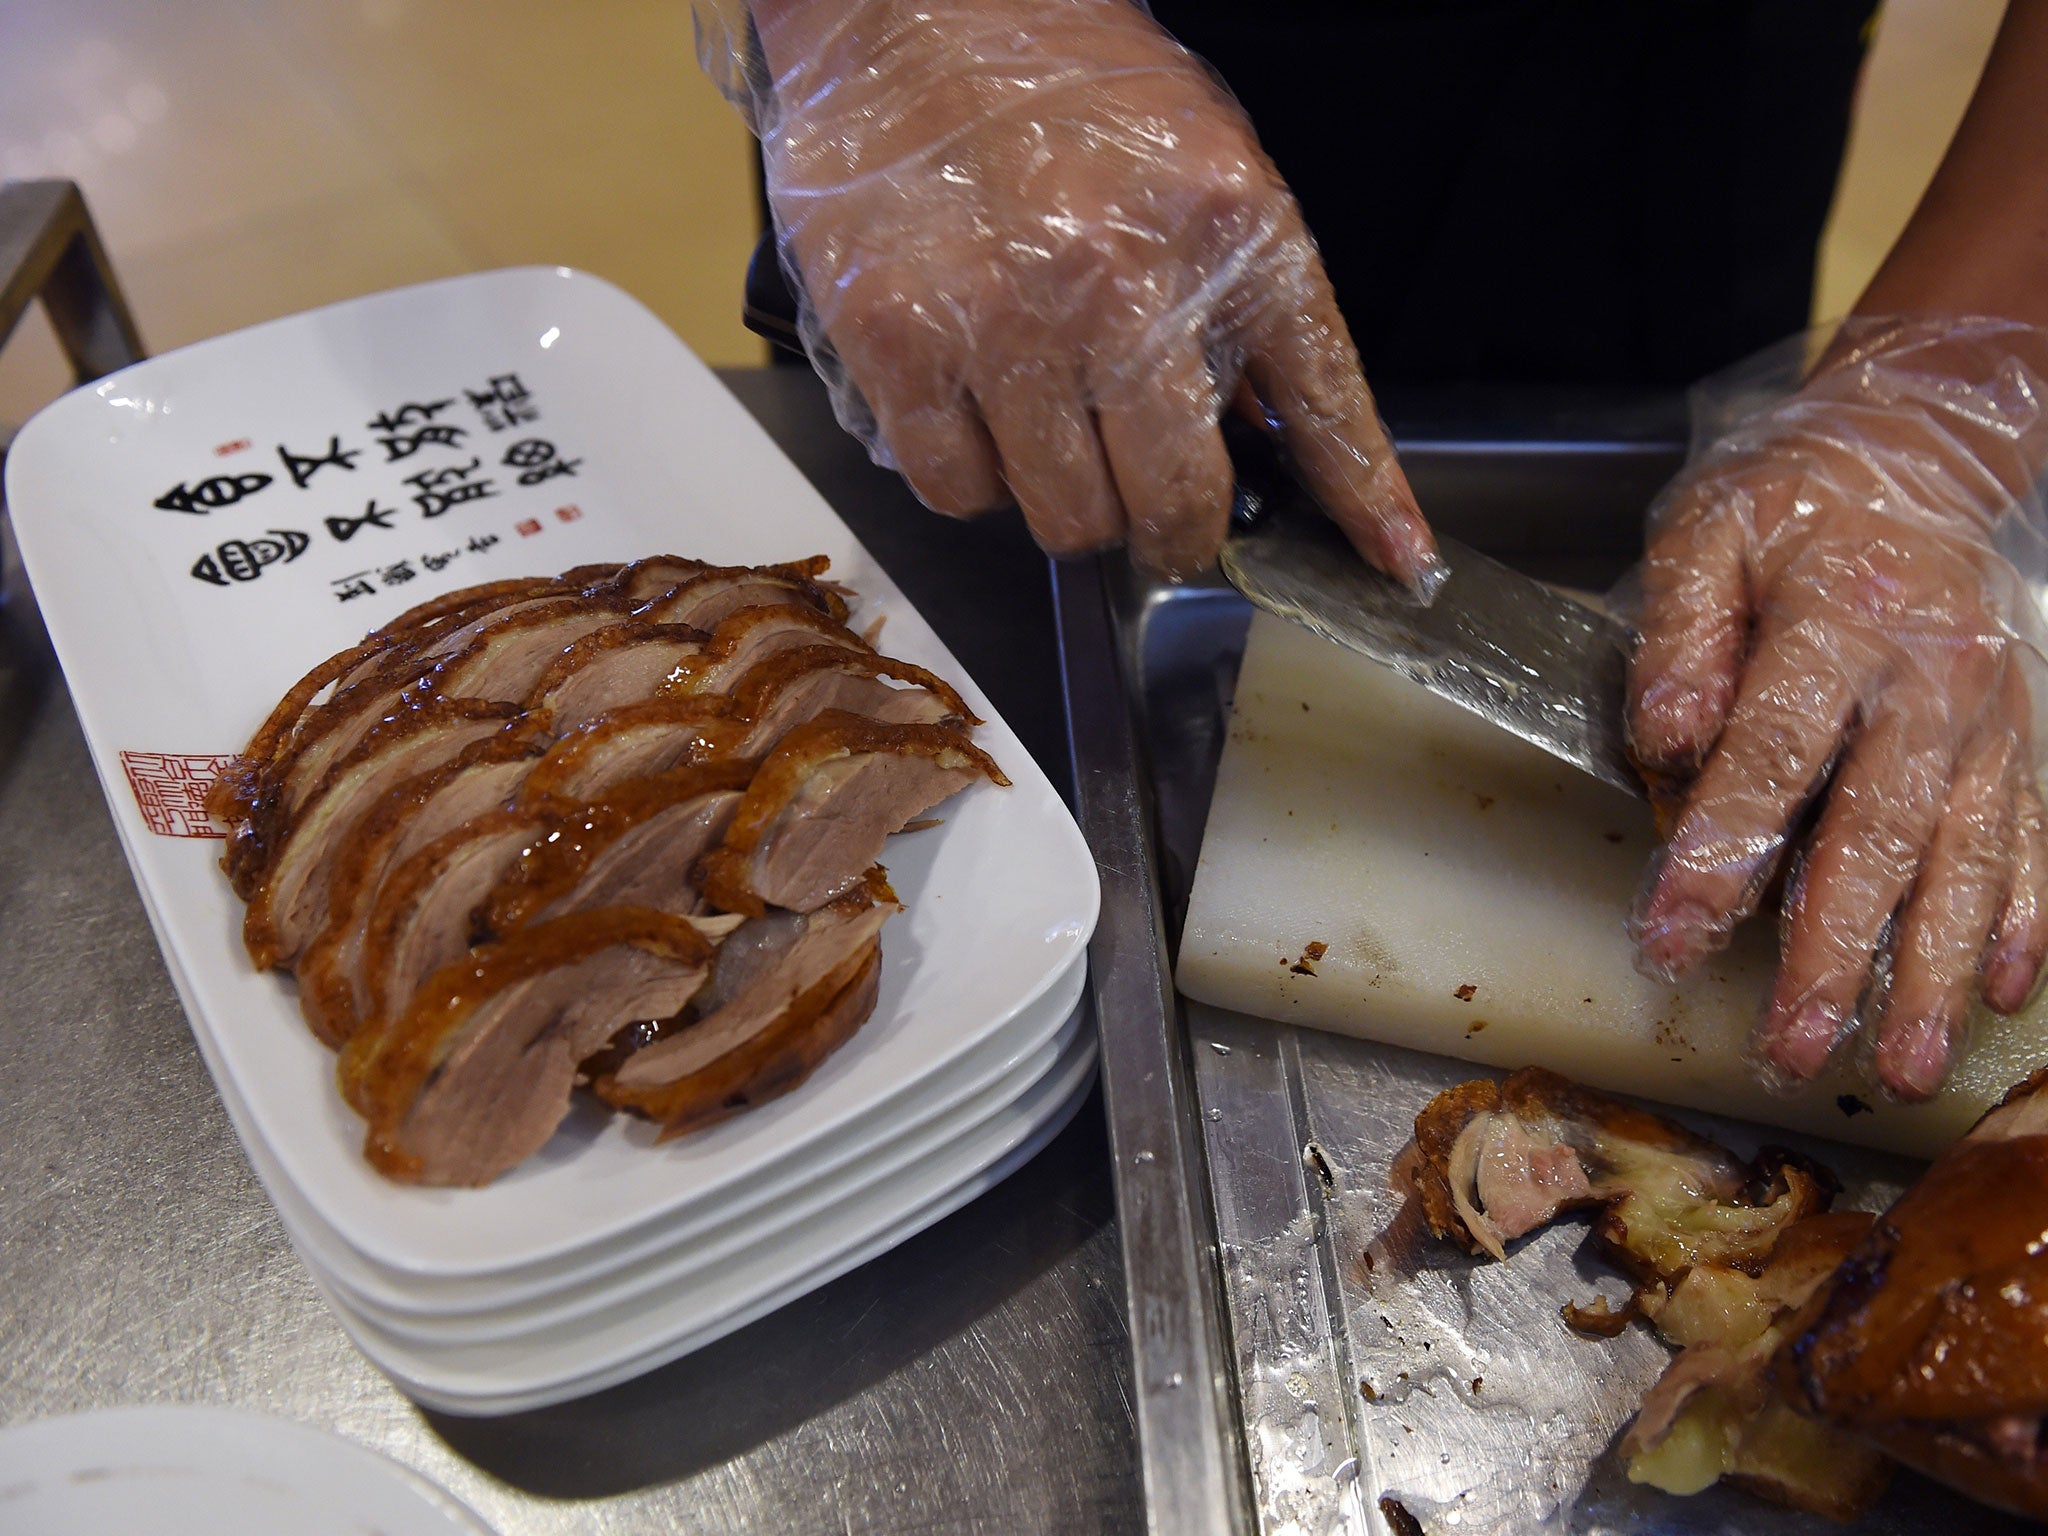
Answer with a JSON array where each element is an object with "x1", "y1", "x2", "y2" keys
[{"x1": 1052, "y1": 552, "x2": 1255, "y2": 1536}]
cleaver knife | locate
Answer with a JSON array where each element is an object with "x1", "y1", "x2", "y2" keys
[{"x1": 1219, "y1": 423, "x2": 1646, "y2": 800}]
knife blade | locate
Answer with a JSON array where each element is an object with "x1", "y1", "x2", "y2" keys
[{"x1": 1219, "y1": 425, "x2": 1644, "y2": 800}]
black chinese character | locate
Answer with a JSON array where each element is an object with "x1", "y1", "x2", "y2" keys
[
  {"x1": 421, "y1": 549, "x2": 461, "y2": 572},
  {"x1": 277, "y1": 435, "x2": 362, "y2": 490},
  {"x1": 368, "y1": 400, "x2": 466, "y2": 462},
  {"x1": 154, "y1": 472, "x2": 272, "y2": 515},
  {"x1": 501, "y1": 437, "x2": 581, "y2": 487},
  {"x1": 368, "y1": 399, "x2": 454, "y2": 432},
  {"x1": 190, "y1": 528, "x2": 311, "y2": 588},
  {"x1": 405, "y1": 458, "x2": 498, "y2": 518},
  {"x1": 379, "y1": 560, "x2": 418, "y2": 586},
  {"x1": 324, "y1": 501, "x2": 401, "y2": 542},
  {"x1": 466, "y1": 372, "x2": 538, "y2": 432},
  {"x1": 466, "y1": 532, "x2": 500, "y2": 555},
  {"x1": 330, "y1": 573, "x2": 376, "y2": 602}
]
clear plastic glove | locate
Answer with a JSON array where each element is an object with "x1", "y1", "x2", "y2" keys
[
  {"x1": 700, "y1": 0, "x2": 1439, "y2": 586},
  {"x1": 1628, "y1": 317, "x2": 2048, "y2": 1100}
]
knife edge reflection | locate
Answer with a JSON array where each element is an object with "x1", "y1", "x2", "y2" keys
[{"x1": 1219, "y1": 500, "x2": 1643, "y2": 800}]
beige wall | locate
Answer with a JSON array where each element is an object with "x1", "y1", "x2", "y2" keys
[{"x1": 0, "y1": 0, "x2": 766, "y2": 430}]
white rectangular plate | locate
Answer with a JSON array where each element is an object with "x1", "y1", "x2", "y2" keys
[
  {"x1": 5, "y1": 266, "x2": 1098, "y2": 1275},
  {"x1": 248, "y1": 953, "x2": 1087, "y2": 1320}
]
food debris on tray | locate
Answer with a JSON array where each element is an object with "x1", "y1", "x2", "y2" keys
[
  {"x1": 206, "y1": 555, "x2": 1004, "y2": 1186},
  {"x1": 1400, "y1": 1064, "x2": 2048, "y2": 1524}
]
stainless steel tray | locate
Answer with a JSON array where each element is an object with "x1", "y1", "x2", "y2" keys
[{"x1": 1054, "y1": 439, "x2": 2031, "y2": 1536}]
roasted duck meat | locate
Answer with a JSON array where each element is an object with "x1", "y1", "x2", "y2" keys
[
  {"x1": 343, "y1": 907, "x2": 722, "y2": 1185},
  {"x1": 593, "y1": 870, "x2": 899, "y2": 1137},
  {"x1": 208, "y1": 558, "x2": 999, "y2": 1185},
  {"x1": 1405, "y1": 1067, "x2": 1836, "y2": 1277},
  {"x1": 1790, "y1": 1065, "x2": 2048, "y2": 1521},
  {"x1": 699, "y1": 711, "x2": 1008, "y2": 916},
  {"x1": 1404, "y1": 1068, "x2": 1887, "y2": 1520}
]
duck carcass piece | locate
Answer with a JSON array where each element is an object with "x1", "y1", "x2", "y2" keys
[
  {"x1": 1404, "y1": 1069, "x2": 1880, "y2": 1521},
  {"x1": 595, "y1": 877, "x2": 896, "y2": 1135},
  {"x1": 1406, "y1": 1067, "x2": 1835, "y2": 1275},
  {"x1": 698, "y1": 712, "x2": 1007, "y2": 916},
  {"x1": 518, "y1": 698, "x2": 749, "y2": 805},
  {"x1": 1790, "y1": 1066, "x2": 2048, "y2": 1520},
  {"x1": 480, "y1": 760, "x2": 756, "y2": 931},
  {"x1": 209, "y1": 576, "x2": 572, "y2": 894},
  {"x1": 241, "y1": 699, "x2": 525, "y2": 970},
  {"x1": 1620, "y1": 1211, "x2": 1890, "y2": 1519},
  {"x1": 295, "y1": 735, "x2": 548, "y2": 1046},
  {"x1": 345, "y1": 908, "x2": 718, "y2": 1185}
]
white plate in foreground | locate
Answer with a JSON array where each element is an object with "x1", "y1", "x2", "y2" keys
[
  {"x1": 4, "y1": 266, "x2": 1098, "y2": 1274},
  {"x1": 0, "y1": 1406, "x2": 492, "y2": 1536}
]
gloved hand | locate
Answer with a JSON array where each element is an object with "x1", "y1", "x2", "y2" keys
[
  {"x1": 1628, "y1": 317, "x2": 2048, "y2": 1099},
  {"x1": 716, "y1": 0, "x2": 1440, "y2": 586}
]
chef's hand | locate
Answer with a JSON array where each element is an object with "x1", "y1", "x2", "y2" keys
[
  {"x1": 746, "y1": 0, "x2": 1439, "y2": 586},
  {"x1": 1629, "y1": 319, "x2": 2048, "y2": 1099}
]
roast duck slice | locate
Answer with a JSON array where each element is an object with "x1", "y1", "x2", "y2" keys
[
  {"x1": 241, "y1": 699, "x2": 529, "y2": 969},
  {"x1": 699, "y1": 711, "x2": 1007, "y2": 916},
  {"x1": 594, "y1": 873, "x2": 897, "y2": 1138},
  {"x1": 296, "y1": 735, "x2": 548, "y2": 1046},
  {"x1": 343, "y1": 908, "x2": 723, "y2": 1186},
  {"x1": 1405, "y1": 1064, "x2": 2048, "y2": 1523},
  {"x1": 209, "y1": 558, "x2": 1001, "y2": 1186}
]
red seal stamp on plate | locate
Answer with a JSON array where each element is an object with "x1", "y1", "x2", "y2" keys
[{"x1": 120, "y1": 751, "x2": 238, "y2": 838}]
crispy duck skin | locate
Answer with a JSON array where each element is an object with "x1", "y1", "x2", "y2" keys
[
  {"x1": 698, "y1": 711, "x2": 1007, "y2": 917},
  {"x1": 223, "y1": 592, "x2": 614, "y2": 889},
  {"x1": 514, "y1": 645, "x2": 970, "y2": 807},
  {"x1": 294, "y1": 734, "x2": 548, "y2": 1045},
  {"x1": 594, "y1": 553, "x2": 832, "y2": 605},
  {"x1": 593, "y1": 883, "x2": 893, "y2": 1137},
  {"x1": 343, "y1": 907, "x2": 719, "y2": 1185},
  {"x1": 478, "y1": 759, "x2": 757, "y2": 931},
  {"x1": 634, "y1": 561, "x2": 850, "y2": 629},
  {"x1": 353, "y1": 764, "x2": 745, "y2": 1030},
  {"x1": 726, "y1": 644, "x2": 975, "y2": 743},
  {"x1": 241, "y1": 699, "x2": 524, "y2": 970},
  {"x1": 209, "y1": 576, "x2": 574, "y2": 893},
  {"x1": 1789, "y1": 1066, "x2": 2048, "y2": 1519},
  {"x1": 274, "y1": 586, "x2": 640, "y2": 812},
  {"x1": 657, "y1": 602, "x2": 871, "y2": 697},
  {"x1": 517, "y1": 697, "x2": 750, "y2": 805},
  {"x1": 525, "y1": 621, "x2": 709, "y2": 733},
  {"x1": 354, "y1": 807, "x2": 551, "y2": 1034}
]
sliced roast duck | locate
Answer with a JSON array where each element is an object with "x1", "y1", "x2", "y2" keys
[{"x1": 209, "y1": 556, "x2": 1001, "y2": 1186}]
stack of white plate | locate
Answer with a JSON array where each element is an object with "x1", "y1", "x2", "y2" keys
[{"x1": 4, "y1": 268, "x2": 1102, "y2": 1414}]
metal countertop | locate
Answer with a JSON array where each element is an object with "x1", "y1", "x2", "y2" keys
[{"x1": 0, "y1": 365, "x2": 1143, "y2": 1535}]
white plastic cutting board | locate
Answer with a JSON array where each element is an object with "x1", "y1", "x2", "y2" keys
[{"x1": 1177, "y1": 611, "x2": 2048, "y2": 1157}]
